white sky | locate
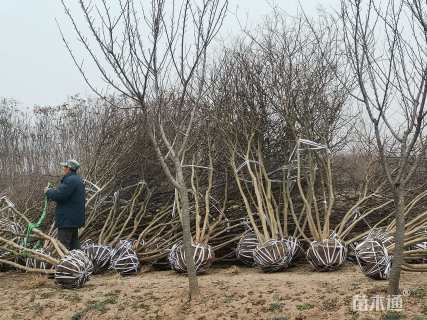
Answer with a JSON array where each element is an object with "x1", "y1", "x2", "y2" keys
[{"x1": 0, "y1": 0, "x2": 338, "y2": 108}]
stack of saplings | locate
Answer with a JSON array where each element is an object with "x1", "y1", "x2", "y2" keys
[
  {"x1": 1, "y1": 154, "x2": 427, "y2": 287},
  {"x1": 0, "y1": 196, "x2": 67, "y2": 274},
  {"x1": 80, "y1": 180, "x2": 182, "y2": 266}
]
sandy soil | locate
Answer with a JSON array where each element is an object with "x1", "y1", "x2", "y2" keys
[{"x1": 0, "y1": 264, "x2": 425, "y2": 320}]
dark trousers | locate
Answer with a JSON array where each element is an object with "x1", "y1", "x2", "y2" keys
[{"x1": 58, "y1": 228, "x2": 80, "y2": 250}]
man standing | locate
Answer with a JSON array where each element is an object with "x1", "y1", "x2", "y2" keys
[{"x1": 45, "y1": 159, "x2": 85, "y2": 250}]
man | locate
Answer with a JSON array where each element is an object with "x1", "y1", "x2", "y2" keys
[{"x1": 45, "y1": 159, "x2": 85, "y2": 250}]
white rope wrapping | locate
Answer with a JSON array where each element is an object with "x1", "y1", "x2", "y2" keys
[
  {"x1": 115, "y1": 239, "x2": 134, "y2": 250},
  {"x1": 409, "y1": 226, "x2": 427, "y2": 263},
  {"x1": 347, "y1": 241, "x2": 359, "y2": 263},
  {"x1": 81, "y1": 239, "x2": 95, "y2": 250},
  {"x1": 253, "y1": 239, "x2": 290, "y2": 272},
  {"x1": 69, "y1": 250, "x2": 94, "y2": 275},
  {"x1": 110, "y1": 247, "x2": 139, "y2": 276},
  {"x1": 355, "y1": 239, "x2": 391, "y2": 280},
  {"x1": 235, "y1": 231, "x2": 259, "y2": 266},
  {"x1": 25, "y1": 248, "x2": 53, "y2": 271},
  {"x1": 282, "y1": 237, "x2": 301, "y2": 265},
  {"x1": 415, "y1": 241, "x2": 427, "y2": 250},
  {"x1": 55, "y1": 250, "x2": 93, "y2": 289},
  {"x1": 168, "y1": 241, "x2": 215, "y2": 274},
  {"x1": 306, "y1": 239, "x2": 347, "y2": 271},
  {"x1": 366, "y1": 228, "x2": 394, "y2": 247},
  {"x1": 110, "y1": 240, "x2": 140, "y2": 276},
  {"x1": 83, "y1": 244, "x2": 112, "y2": 274}
]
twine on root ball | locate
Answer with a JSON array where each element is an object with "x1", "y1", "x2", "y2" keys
[
  {"x1": 235, "y1": 231, "x2": 259, "y2": 266},
  {"x1": 25, "y1": 248, "x2": 53, "y2": 271},
  {"x1": 282, "y1": 237, "x2": 301, "y2": 265},
  {"x1": 168, "y1": 241, "x2": 215, "y2": 274},
  {"x1": 110, "y1": 247, "x2": 139, "y2": 276},
  {"x1": 413, "y1": 240, "x2": 427, "y2": 264},
  {"x1": 114, "y1": 239, "x2": 134, "y2": 251},
  {"x1": 409, "y1": 226, "x2": 427, "y2": 264},
  {"x1": 355, "y1": 238, "x2": 392, "y2": 280},
  {"x1": 366, "y1": 228, "x2": 394, "y2": 247},
  {"x1": 347, "y1": 241, "x2": 359, "y2": 264},
  {"x1": 69, "y1": 250, "x2": 94, "y2": 275},
  {"x1": 83, "y1": 244, "x2": 112, "y2": 274},
  {"x1": 253, "y1": 239, "x2": 289, "y2": 272},
  {"x1": 80, "y1": 239, "x2": 95, "y2": 250},
  {"x1": 55, "y1": 250, "x2": 93, "y2": 289},
  {"x1": 306, "y1": 238, "x2": 347, "y2": 271}
]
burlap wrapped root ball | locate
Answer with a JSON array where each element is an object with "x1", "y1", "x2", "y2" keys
[
  {"x1": 110, "y1": 241, "x2": 140, "y2": 276},
  {"x1": 306, "y1": 239, "x2": 347, "y2": 271},
  {"x1": 412, "y1": 240, "x2": 427, "y2": 264},
  {"x1": 347, "y1": 241, "x2": 359, "y2": 263},
  {"x1": 83, "y1": 244, "x2": 112, "y2": 274},
  {"x1": 282, "y1": 237, "x2": 301, "y2": 265},
  {"x1": 168, "y1": 241, "x2": 215, "y2": 274},
  {"x1": 408, "y1": 227, "x2": 427, "y2": 264},
  {"x1": 55, "y1": 250, "x2": 93, "y2": 289},
  {"x1": 236, "y1": 231, "x2": 259, "y2": 266},
  {"x1": 80, "y1": 239, "x2": 95, "y2": 250},
  {"x1": 253, "y1": 239, "x2": 290, "y2": 272},
  {"x1": 355, "y1": 239, "x2": 392, "y2": 280},
  {"x1": 114, "y1": 239, "x2": 135, "y2": 251},
  {"x1": 366, "y1": 228, "x2": 394, "y2": 247}
]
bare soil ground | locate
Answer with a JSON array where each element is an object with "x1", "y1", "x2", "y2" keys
[{"x1": 0, "y1": 264, "x2": 425, "y2": 320}]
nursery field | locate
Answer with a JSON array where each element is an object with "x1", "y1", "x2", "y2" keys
[{"x1": 0, "y1": 264, "x2": 425, "y2": 320}]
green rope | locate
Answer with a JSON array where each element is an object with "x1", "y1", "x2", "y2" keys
[{"x1": 21, "y1": 182, "x2": 52, "y2": 251}]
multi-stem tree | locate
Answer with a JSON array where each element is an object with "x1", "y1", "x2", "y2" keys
[{"x1": 59, "y1": 0, "x2": 228, "y2": 298}]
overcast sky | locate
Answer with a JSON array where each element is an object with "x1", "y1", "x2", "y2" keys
[{"x1": 0, "y1": 0, "x2": 338, "y2": 108}]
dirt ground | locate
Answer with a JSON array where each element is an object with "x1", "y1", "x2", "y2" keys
[{"x1": 0, "y1": 263, "x2": 425, "y2": 320}]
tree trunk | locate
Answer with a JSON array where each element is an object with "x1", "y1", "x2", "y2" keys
[
  {"x1": 179, "y1": 185, "x2": 200, "y2": 298},
  {"x1": 388, "y1": 188, "x2": 406, "y2": 295},
  {"x1": 147, "y1": 126, "x2": 200, "y2": 299}
]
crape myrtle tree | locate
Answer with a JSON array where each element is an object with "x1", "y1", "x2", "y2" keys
[
  {"x1": 341, "y1": 0, "x2": 427, "y2": 294},
  {"x1": 60, "y1": 0, "x2": 228, "y2": 298}
]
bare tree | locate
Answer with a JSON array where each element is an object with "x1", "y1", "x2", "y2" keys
[
  {"x1": 59, "y1": 0, "x2": 228, "y2": 298},
  {"x1": 341, "y1": 0, "x2": 427, "y2": 294}
]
